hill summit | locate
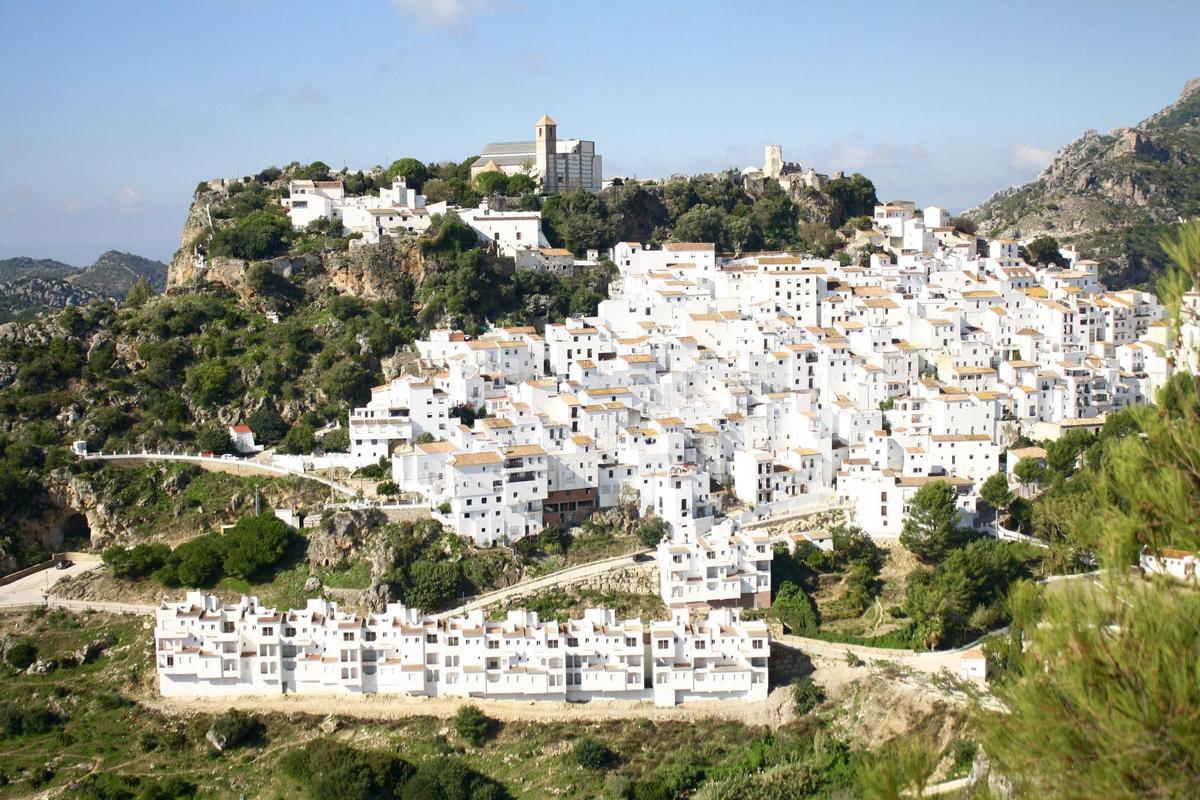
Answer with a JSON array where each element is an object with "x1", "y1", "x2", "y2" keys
[{"x1": 965, "y1": 77, "x2": 1200, "y2": 287}]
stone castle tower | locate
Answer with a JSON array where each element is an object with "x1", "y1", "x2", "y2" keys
[
  {"x1": 764, "y1": 144, "x2": 783, "y2": 179},
  {"x1": 535, "y1": 114, "x2": 558, "y2": 193}
]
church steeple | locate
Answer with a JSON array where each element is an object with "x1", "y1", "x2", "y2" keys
[{"x1": 535, "y1": 113, "x2": 558, "y2": 193}]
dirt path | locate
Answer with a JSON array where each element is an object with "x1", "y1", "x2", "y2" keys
[{"x1": 149, "y1": 684, "x2": 796, "y2": 729}]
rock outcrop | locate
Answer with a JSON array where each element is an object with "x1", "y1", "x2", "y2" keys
[
  {"x1": 964, "y1": 77, "x2": 1200, "y2": 288},
  {"x1": 305, "y1": 509, "x2": 387, "y2": 568}
]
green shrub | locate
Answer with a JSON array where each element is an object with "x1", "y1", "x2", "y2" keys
[
  {"x1": 406, "y1": 560, "x2": 464, "y2": 612},
  {"x1": 453, "y1": 704, "x2": 494, "y2": 746},
  {"x1": 207, "y1": 709, "x2": 262, "y2": 750},
  {"x1": 399, "y1": 757, "x2": 507, "y2": 800},
  {"x1": 791, "y1": 675, "x2": 825, "y2": 714},
  {"x1": 4, "y1": 639, "x2": 37, "y2": 670},
  {"x1": 247, "y1": 405, "x2": 289, "y2": 444},
  {"x1": 103, "y1": 542, "x2": 170, "y2": 580},
  {"x1": 0, "y1": 702, "x2": 61, "y2": 736},
  {"x1": 281, "y1": 737, "x2": 413, "y2": 800},
  {"x1": 574, "y1": 736, "x2": 617, "y2": 770}
]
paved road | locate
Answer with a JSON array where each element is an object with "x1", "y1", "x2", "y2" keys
[
  {"x1": 433, "y1": 549, "x2": 652, "y2": 619},
  {"x1": 0, "y1": 559, "x2": 102, "y2": 609}
]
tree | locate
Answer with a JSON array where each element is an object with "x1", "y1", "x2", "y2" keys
[
  {"x1": 321, "y1": 360, "x2": 372, "y2": 406},
  {"x1": 196, "y1": 427, "x2": 233, "y2": 455},
  {"x1": 1024, "y1": 235, "x2": 1068, "y2": 267},
  {"x1": 124, "y1": 276, "x2": 154, "y2": 308},
  {"x1": 376, "y1": 480, "x2": 400, "y2": 498},
  {"x1": 104, "y1": 542, "x2": 170, "y2": 580},
  {"x1": 506, "y1": 173, "x2": 535, "y2": 195},
  {"x1": 247, "y1": 405, "x2": 289, "y2": 444},
  {"x1": 474, "y1": 171, "x2": 509, "y2": 196},
  {"x1": 635, "y1": 515, "x2": 668, "y2": 548},
  {"x1": 186, "y1": 360, "x2": 241, "y2": 407},
  {"x1": 400, "y1": 757, "x2": 507, "y2": 800},
  {"x1": 670, "y1": 204, "x2": 725, "y2": 246},
  {"x1": 385, "y1": 158, "x2": 429, "y2": 190},
  {"x1": 573, "y1": 736, "x2": 616, "y2": 770},
  {"x1": 281, "y1": 739, "x2": 413, "y2": 800},
  {"x1": 773, "y1": 580, "x2": 820, "y2": 633},
  {"x1": 899, "y1": 480, "x2": 968, "y2": 563},
  {"x1": 159, "y1": 534, "x2": 225, "y2": 587},
  {"x1": 279, "y1": 423, "x2": 316, "y2": 455},
  {"x1": 823, "y1": 173, "x2": 878, "y2": 225},
  {"x1": 422, "y1": 178, "x2": 451, "y2": 204},
  {"x1": 222, "y1": 514, "x2": 292, "y2": 579},
  {"x1": 1045, "y1": 430, "x2": 1094, "y2": 479},
  {"x1": 973, "y1": 226, "x2": 1200, "y2": 795},
  {"x1": 980, "y1": 472, "x2": 1013, "y2": 523},
  {"x1": 1013, "y1": 457, "x2": 1046, "y2": 491},
  {"x1": 453, "y1": 704, "x2": 494, "y2": 746},
  {"x1": 321, "y1": 427, "x2": 349, "y2": 453}
]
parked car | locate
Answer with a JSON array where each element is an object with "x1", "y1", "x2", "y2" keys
[
  {"x1": 200, "y1": 451, "x2": 215, "y2": 458},
  {"x1": 221, "y1": 454, "x2": 237, "y2": 460},
  {"x1": 56, "y1": 559, "x2": 72, "y2": 570}
]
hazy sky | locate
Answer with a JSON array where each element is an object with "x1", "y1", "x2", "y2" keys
[{"x1": 2, "y1": 0, "x2": 1198, "y2": 264}]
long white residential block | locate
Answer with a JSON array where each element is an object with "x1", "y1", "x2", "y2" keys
[{"x1": 155, "y1": 592, "x2": 769, "y2": 706}]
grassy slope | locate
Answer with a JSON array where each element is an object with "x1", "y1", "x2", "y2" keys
[{"x1": 0, "y1": 611, "x2": 826, "y2": 800}]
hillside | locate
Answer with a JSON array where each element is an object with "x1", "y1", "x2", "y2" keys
[
  {"x1": 0, "y1": 276, "x2": 105, "y2": 323},
  {"x1": 0, "y1": 251, "x2": 167, "y2": 320},
  {"x1": 71, "y1": 249, "x2": 168, "y2": 296},
  {"x1": 966, "y1": 77, "x2": 1200, "y2": 288}
]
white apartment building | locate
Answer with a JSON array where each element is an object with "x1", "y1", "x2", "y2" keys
[
  {"x1": 350, "y1": 377, "x2": 450, "y2": 464},
  {"x1": 657, "y1": 521, "x2": 773, "y2": 609},
  {"x1": 650, "y1": 608, "x2": 770, "y2": 706},
  {"x1": 155, "y1": 593, "x2": 768, "y2": 707}
]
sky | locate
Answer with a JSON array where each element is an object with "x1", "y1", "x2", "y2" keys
[{"x1": 1, "y1": 0, "x2": 1198, "y2": 265}]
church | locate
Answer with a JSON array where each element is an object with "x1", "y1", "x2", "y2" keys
[{"x1": 471, "y1": 114, "x2": 602, "y2": 193}]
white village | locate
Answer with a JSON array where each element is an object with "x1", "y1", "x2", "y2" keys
[{"x1": 149, "y1": 118, "x2": 1200, "y2": 705}]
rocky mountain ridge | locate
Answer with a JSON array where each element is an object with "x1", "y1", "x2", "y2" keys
[
  {"x1": 965, "y1": 77, "x2": 1200, "y2": 287},
  {"x1": 0, "y1": 251, "x2": 168, "y2": 320}
]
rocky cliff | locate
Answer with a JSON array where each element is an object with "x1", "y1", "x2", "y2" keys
[
  {"x1": 167, "y1": 186, "x2": 424, "y2": 302},
  {"x1": 0, "y1": 276, "x2": 105, "y2": 322},
  {"x1": 966, "y1": 78, "x2": 1200, "y2": 286}
]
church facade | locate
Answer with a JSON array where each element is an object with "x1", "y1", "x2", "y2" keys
[{"x1": 471, "y1": 114, "x2": 602, "y2": 193}]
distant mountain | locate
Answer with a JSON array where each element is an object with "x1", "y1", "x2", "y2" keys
[
  {"x1": 0, "y1": 250, "x2": 167, "y2": 321},
  {"x1": 965, "y1": 77, "x2": 1200, "y2": 288},
  {"x1": 0, "y1": 256, "x2": 79, "y2": 282},
  {"x1": 71, "y1": 250, "x2": 168, "y2": 297}
]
